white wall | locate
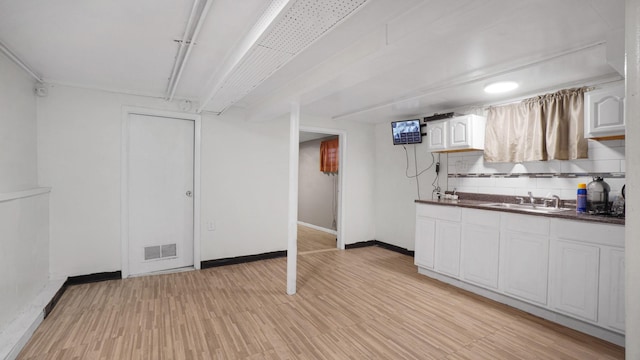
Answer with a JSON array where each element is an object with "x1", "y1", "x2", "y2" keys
[
  {"x1": 0, "y1": 52, "x2": 49, "y2": 332},
  {"x1": 200, "y1": 108, "x2": 289, "y2": 259},
  {"x1": 298, "y1": 137, "x2": 338, "y2": 230},
  {"x1": 37, "y1": 84, "x2": 292, "y2": 277},
  {"x1": 373, "y1": 122, "x2": 445, "y2": 250},
  {"x1": 0, "y1": 54, "x2": 37, "y2": 192},
  {"x1": 447, "y1": 139, "x2": 626, "y2": 199},
  {"x1": 625, "y1": 0, "x2": 640, "y2": 354},
  {"x1": 299, "y1": 115, "x2": 376, "y2": 244},
  {"x1": 37, "y1": 85, "x2": 378, "y2": 277}
]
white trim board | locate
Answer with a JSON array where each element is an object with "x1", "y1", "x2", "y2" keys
[
  {"x1": 0, "y1": 187, "x2": 51, "y2": 203},
  {"x1": 297, "y1": 221, "x2": 337, "y2": 235},
  {"x1": 0, "y1": 279, "x2": 66, "y2": 360},
  {"x1": 120, "y1": 106, "x2": 202, "y2": 279}
]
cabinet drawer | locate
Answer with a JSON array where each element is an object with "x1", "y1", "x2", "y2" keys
[
  {"x1": 502, "y1": 213, "x2": 549, "y2": 236},
  {"x1": 416, "y1": 204, "x2": 461, "y2": 221},
  {"x1": 463, "y1": 208, "x2": 500, "y2": 227},
  {"x1": 550, "y1": 219, "x2": 624, "y2": 248}
]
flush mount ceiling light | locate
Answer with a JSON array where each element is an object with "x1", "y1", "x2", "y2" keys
[{"x1": 484, "y1": 81, "x2": 519, "y2": 94}]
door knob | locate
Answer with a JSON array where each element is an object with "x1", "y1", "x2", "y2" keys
[{"x1": 186, "y1": 191, "x2": 192, "y2": 197}]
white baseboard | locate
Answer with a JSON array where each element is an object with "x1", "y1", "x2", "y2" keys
[
  {"x1": 297, "y1": 221, "x2": 337, "y2": 235},
  {"x1": 0, "y1": 279, "x2": 66, "y2": 360}
]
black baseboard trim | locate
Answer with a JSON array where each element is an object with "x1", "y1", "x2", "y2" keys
[
  {"x1": 375, "y1": 241, "x2": 415, "y2": 256},
  {"x1": 44, "y1": 284, "x2": 67, "y2": 319},
  {"x1": 344, "y1": 240, "x2": 377, "y2": 249},
  {"x1": 346, "y1": 240, "x2": 414, "y2": 257},
  {"x1": 66, "y1": 271, "x2": 122, "y2": 286},
  {"x1": 44, "y1": 271, "x2": 122, "y2": 319},
  {"x1": 201, "y1": 250, "x2": 287, "y2": 269}
]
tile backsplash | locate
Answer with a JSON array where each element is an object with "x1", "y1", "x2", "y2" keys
[{"x1": 447, "y1": 139, "x2": 625, "y2": 200}]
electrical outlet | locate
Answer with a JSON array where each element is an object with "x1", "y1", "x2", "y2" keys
[{"x1": 207, "y1": 221, "x2": 216, "y2": 231}]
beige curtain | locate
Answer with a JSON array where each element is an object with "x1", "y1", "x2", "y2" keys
[{"x1": 484, "y1": 87, "x2": 588, "y2": 162}]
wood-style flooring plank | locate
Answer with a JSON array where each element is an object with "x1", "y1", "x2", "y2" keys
[
  {"x1": 297, "y1": 224, "x2": 336, "y2": 253},
  {"x1": 18, "y1": 247, "x2": 624, "y2": 359}
]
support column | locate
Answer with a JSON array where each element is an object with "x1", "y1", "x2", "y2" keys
[
  {"x1": 625, "y1": 0, "x2": 640, "y2": 355},
  {"x1": 287, "y1": 102, "x2": 300, "y2": 295}
]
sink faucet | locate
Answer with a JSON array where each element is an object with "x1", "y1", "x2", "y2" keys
[
  {"x1": 543, "y1": 194, "x2": 561, "y2": 208},
  {"x1": 528, "y1": 191, "x2": 536, "y2": 207}
]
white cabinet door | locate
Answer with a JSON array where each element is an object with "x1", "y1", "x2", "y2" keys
[
  {"x1": 415, "y1": 217, "x2": 436, "y2": 269},
  {"x1": 501, "y1": 231, "x2": 549, "y2": 305},
  {"x1": 584, "y1": 82, "x2": 625, "y2": 139},
  {"x1": 426, "y1": 115, "x2": 486, "y2": 152},
  {"x1": 461, "y1": 223, "x2": 500, "y2": 289},
  {"x1": 448, "y1": 116, "x2": 471, "y2": 148},
  {"x1": 550, "y1": 240, "x2": 600, "y2": 321},
  {"x1": 600, "y1": 248, "x2": 625, "y2": 333},
  {"x1": 434, "y1": 221, "x2": 461, "y2": 277},
  {"x1": 426, "y1": 120, "x2": 446, "y2": 151}
]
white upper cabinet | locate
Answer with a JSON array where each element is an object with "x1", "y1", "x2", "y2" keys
[
  {"x1": 426, "y1": 120, "x2": 446, "y2": 151},
  {"x1": 426, "y1": 115, "x2": 486, "y2": 152},
  {"x1": 584, "y1": 82, "x2": 625, "y2": 139}
]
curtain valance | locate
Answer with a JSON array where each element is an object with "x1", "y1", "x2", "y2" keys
[{"x1": 484, "y1": 87, "x2": 588, "y2": 162}]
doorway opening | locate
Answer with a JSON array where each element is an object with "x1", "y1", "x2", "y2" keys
[{"x1": 297, "y1": 127, "x2": 345, "y2": 254}]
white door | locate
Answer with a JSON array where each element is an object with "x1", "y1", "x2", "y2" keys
[{"x1": 127, "y1": 114, "x2": 194, "y2": 275}]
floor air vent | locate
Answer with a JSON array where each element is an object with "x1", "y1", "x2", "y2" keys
[{"x1": 144, "y1": 244, "x2": 177, "y2": 260}]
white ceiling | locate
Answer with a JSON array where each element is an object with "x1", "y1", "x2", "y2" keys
[{"x1": 0, "y1": 0, "x2": 625, "y2": 123}]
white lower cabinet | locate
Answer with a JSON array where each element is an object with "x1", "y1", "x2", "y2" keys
[
  {"x1": 434, "y1": 221, "x2": 461, "y2": 277},
  {"x1": 415, "y1": 204, "x2": 461, "y2": 271},
  {"x1": 601, "y1": 248, "x2": 625, "y2": 332},
  {"x1": 460, "y1": 209, "x2": 500, "y2": 289},
  {"x1": 414, "y1": 217, "x2": 436, "y2": 269},
  {"x1": 501, "y1": 230, "x2": 549, "y2": 305},
  {"x1": 550, "y1": 240, "x2": 600, "y2": 321},
  {"x1": 549, "y1": 218, "x2": 625, "y2": 333},
  {"x1": 500, "y1": 213, "x2": 550, "y2": 305},
  {"x1": 414, "y1": 203, "x2": 625, "y2": 339}
]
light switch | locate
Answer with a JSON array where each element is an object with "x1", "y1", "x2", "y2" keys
[{"x1": 207, "y1": 221, "x2": 215, "y2": 231}]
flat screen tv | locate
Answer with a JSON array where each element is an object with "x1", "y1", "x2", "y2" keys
[{"x1": 391, "y1": 119, "x2": 422, "y2": 145}]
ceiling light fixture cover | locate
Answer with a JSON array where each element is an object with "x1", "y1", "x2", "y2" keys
[{"x1": 484, "y1": 81, "x2": 519, "y2": 94}]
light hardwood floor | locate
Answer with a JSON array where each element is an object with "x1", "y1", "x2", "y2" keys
[
  {"x1": 19, "y1": 247, "x2": 623, "y2": 359},
  {"x1": 297, "y1": 224, "x2": 336, "y2": 253}
]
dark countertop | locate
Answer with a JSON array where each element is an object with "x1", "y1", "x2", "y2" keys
[{"x1": 415, "y1": 197, "x2": 625, "y2": 226}]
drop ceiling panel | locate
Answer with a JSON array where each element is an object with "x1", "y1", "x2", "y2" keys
[
  {"x1": 204, "y1": 0, "x2": 370, "y2": 113},
  {"x1": 173, "y1": 0, "x2": 272, "y2": 99},
  {"x1": 246, "y1": 0, "x2": 622, "y2": 122}
]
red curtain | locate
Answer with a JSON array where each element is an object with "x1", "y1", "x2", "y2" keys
[{"x1": 320, "y1": 138, "x2": 339, "y2": 173}]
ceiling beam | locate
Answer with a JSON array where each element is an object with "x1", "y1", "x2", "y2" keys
[{"x1": 0, "y1": 39, "x2": 42, "y2": 83}]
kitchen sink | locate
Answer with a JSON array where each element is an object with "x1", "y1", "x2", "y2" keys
[{"x1": 479, "y1": 203, "x2": 572, "y2": 214}]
